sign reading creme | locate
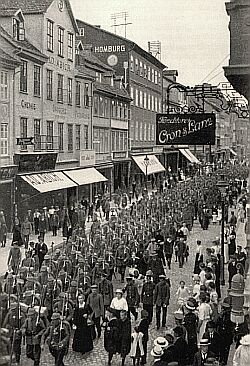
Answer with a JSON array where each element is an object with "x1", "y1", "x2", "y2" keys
[
  {"x1": 156, "y1": 113, "x2": 216, "y2": 146},
  {"x1": 94, "y1": 45, "x2": 126, "y2": 53}
]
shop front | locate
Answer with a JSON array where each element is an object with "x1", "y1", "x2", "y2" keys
[
  {"x1": 131, "y1": 154, "x2": 165, "y2": 189},
  {"x1": 0, "y1": 165, "x2": 18, "y2": 229},
  {"x1": 112, "y1": 151, "x2": 130, "y2": 191}
]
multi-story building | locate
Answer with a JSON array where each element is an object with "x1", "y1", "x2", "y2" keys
[
  {"x1": 76, "y1": 20, "x2": 166, "y2": 188},
  {"x1": 0, "y1": 43, "x2": 20, "y2": 227},
  {"x1": 76, "y1": 45, "x2": 131, "y2": 195},
  {"x1": 0, "y1": 0, "x2": 109, "y2": 220}
]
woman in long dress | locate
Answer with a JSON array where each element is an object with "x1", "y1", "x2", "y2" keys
[
  {"x1": 197, "y1": 293, "x2": 212, "y2": 343},
  {"x1": 193, "y1": 240, "x2": 203, "y2": 274},
  {"x1": 72, "y1": 294, "x2": 93, "y2": 354}
]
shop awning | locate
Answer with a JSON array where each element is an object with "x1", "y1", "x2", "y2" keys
[
  {"x1": 132, "y1": 154, "x2": 165, "y2": 175},
  {"x1": 179, "y1": 149, "x2": 201, "y2": 164},
  {"x1": 64, "y1": 167, "x2": 108, "y2": 185},
  {"x1": 20, "y1": 172, "x2": 77, "y2": 193}
]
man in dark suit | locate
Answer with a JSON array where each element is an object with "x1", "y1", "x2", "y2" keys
[
  {"x1": 34, "y1": 236, "x2": 48, "y2": 269},
  {"x1": 192, "y1": 339, "x2": 215, "y2": 366},
  {"x1": 153, "y1": 274, "x2": 170, "y2": 330},
  {"x1": 172, "y1": 326, "x2": 189, "y2": 366},
  {"x1": 202, "y1": 321, "x2": 221, "y2": 359}
]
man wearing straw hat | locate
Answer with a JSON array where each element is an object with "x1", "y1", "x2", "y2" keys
[{"x1": 192, "y1": 339, "x2": 215, "y2": 366}]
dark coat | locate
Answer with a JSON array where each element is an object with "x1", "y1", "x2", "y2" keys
[
  {"x1": 138, "y1": 318, "x2": 149, "y2": 341},
  {"x1": 216, "y1": 310, "x2": 234, "y2": 346},
  {"x1": 72, "y1": 304, "x2": 93, "y2": 354},
  {"x1": 141, "y1": 281, "x2": 155, "y2": 305},
  {"x1": 173, "y1": 337, "x2": 189, "y2": 366},
  {"x1": 35, "y1": 242, "x2": 48, "y2": 261},
  {"x1": 99, "y1": 278, "x2": 113, "y2": 306},
  {"x1": 153, "y1": 280, "x2": 170, "y2": 306},
  {"x1": 192, "y1": 350, "x2": 215, "y2": 366},
  {"x1": 123, "y1": 283, "x2": 139, "y2": 307},
  {"x1": 104, "y1": 317, "x2": 120, "y2": 354},
  {"x1": 118, "y1": 317, "x2": 131, "y2": 357},
  {"x1": 202, "y1": 330, "x2": 221, "y2": 358},
  {"x1": 137, "y1": 256, "x2": 149, "y2": 276},
  {"x1": 148, "y1": 257, "x2": 164, "y2": 280}
]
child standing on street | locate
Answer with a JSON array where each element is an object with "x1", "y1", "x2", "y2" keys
[
  {"x1": 176, "y1": 280, "x2": 190, "y2": 309},
  {"x1": 130, "y1": 326, "x2": 144, "y2": 366}
]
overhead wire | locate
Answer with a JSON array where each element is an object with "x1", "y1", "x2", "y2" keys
[{"x1": 199, "y1": 54, "x2": 229, "y2": 84}]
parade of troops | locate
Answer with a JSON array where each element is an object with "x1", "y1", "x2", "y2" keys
[{"x1": 0, "y1": 164, "x2": 249, "y2": 366}]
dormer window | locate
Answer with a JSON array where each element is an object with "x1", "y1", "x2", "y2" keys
[{"x1": 13, "y1": 17, "x2": 25, "y2": 41}]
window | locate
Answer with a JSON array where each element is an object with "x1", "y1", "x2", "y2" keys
[
  {"x1": 124, "y1": 103, "x2": 128, "y2": 120},
  {"x1": 144, "y1": 64, "x2": 147, "y2": 78},
  {"x1": 33, "y1": 65, "x2": 41, "y2": 97},
  {"x1": 57, "y1": 74, "x2": 63, "y2": 103},
  {"x1": 151, "y1": 68, "x2": 154, "y2": 83},
  {"x1": 158, "y1": 98, "x2": 161, "y2": 113},
  {"x1": 148, "y1": 94, "x2": 151, "y2": 110},
  {"x1": 75, "y1": 125, "x2": 80, "y2": 150},
  {"x1": 75, "y1": 81, "x2": 80, "y2": 106},
  {"x1": 130, "y1": 55, "x2": 134, "y2": 72},
  {"x1": 135, "y1": 121, "x2": 139, "y2": 141},
  {"x1": 58, "y1": 123, "x2": 64, "y2": 151},
  {"x1": 104, "y1": 98, "x2": 109, "y2": 118},
  {"x1": 111, "y1": 100, "x2": 116, "y2": 118},
  {"x1": 79, "y1": 28, "x2": 84, "y2": 36},
  {"x1": 94, "y1": 95, "x2": 99, "y2": 116},
  {"x1": 84, "y1": 83, "x2": 89, "y2": 107},
  {"x1": 130, "y1": 86, "x2": 134, "y2": 105},
  {"x1": 20, "y1": 60, "x2": 27, "y2": 92},
  {"x1": 67, "y1": 33, "x2": 73, "y2": 60},
  {"x1": 46, "y1": 69, "x2": 53, "y2": 100},
  {"x1": 155, "y1": 97, "x2": 158, "y2": 112},
  {"x1": 1, "y1": 124, "x2": 8, "y2": 155},
  {"x1": 20, "y1": 117, "x2": 27, "y2": 150},
  {"x1": 135, "y1": 89, "x2": 139, "y2": 107},
  {"x1": 47, "y1": 19, "x2": 54, "y2": 51},
  {"x1": 139, "y1": 122, "x2": 143, "y2": 141},
  {"x1": 144, "y1": 92, "x2": 147, "y2": 109},
  {"x1": 144, "y1": 123, "x2": 147, "y2": 141},
  {"x1": 147, "y1": 123, "x2": 151, "y2": 141},
  {"x1": 67, "y1": 78, "x2": 72, "y2": 105},
  {"x1": 135, "y1": 58, "x2": 139, "y2": 74},
  {"x1": 47, "y1": 121, "x2": 53, "y2": 149},
  {"x1": 155, "y1": 70, "x2": 158, "y2": 84},
  {"x1": 83, "y1": 125, "x2": 89, "y2": 149},
  {"x1": 148, "y1": 66, "x2": 151, "y2": 81},
  {"x1": 140, "y1": 91, "x2": 143, "y2": 108},
  {"x1": 158, "y1": 72, "x2": 161, "y2": 85},
  {"x1": 1, "y1": 71, "x2": 8, "y2": 100},
  {"x1": 58, "y1": 27, "x2": 64, "y2": 57},
  {"x1": 34, "y1": 119, "x2": 41, "y2": 150},
  {"x1": 151, "y1": 124, "x2": 155, "y2": 141},
  {"x1": 151, "y1": 95, "x2": 154, "y2": 111},
  {"x1": 140, "y1": 61, "x2": 143, "y2": 76},
  {"x1": 68, "y1": 124, "x2": 73, "y2": 151},
  {"x1": 13, "y1": 18, "x2": 25, "y2": 40},
  {"x1": 99, "y1": 97, "x2": 104, "y2": 117}
]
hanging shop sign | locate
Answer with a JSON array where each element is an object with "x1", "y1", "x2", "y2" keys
[
  {"x1": 16, "y1": 137, "x2": 34, "y2": 145},
  {"x1": 80, "y1": 150, "x2": 96, "y2": 167},
  {"x1": 156, "y1": 113, "x2": 216, "y2": 145},
  {"x1": 14, "y1": 153, "x2": 58, "y2": 173}
]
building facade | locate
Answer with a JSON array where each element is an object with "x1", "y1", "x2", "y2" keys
[{"x1": 76, "y1": 20, "x2": 166, "y2": 189}]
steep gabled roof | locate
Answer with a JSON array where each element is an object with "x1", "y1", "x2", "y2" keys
[
  {"x1": 0, "y1": 0, "x2": 78, "y2": 32},
  {"x1": 0, "y1": 25, "x2": 47, "y2": 61},
  {"x1": 76, "y1": 19, "x2": 166, "y2": 70},
  {"x1": 94, "y1": 81, "x2": 131, "y2": 101}
]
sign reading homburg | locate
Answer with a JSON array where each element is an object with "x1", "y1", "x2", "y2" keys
[{"x1": 156, "y1": 113, "x2": 216, "y2": 145}]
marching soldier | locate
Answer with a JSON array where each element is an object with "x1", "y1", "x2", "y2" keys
[
  {"x1": 22, "y1": 307, "x2": 46, "y2": 366},
  {"x1": 147, "y1": 251, "x2": 165, "y2": 284},
  {"x1": 3, "y1": 300, "x2": 26, "y2": 364},
  {"x1": 41, "y1": 312, "x2": 70, "y2": 366},
  {"x1": 53, "y1": 292, "x2": 74, "y2": 323},
  {"x1": 43, "y1": 276, "x2": 60, "y2": 321},
  {"x1": 141, "y1": 270, "x2": 155, "y2": 323},
  {"x1": 123, "y1": 276, "x2": 139, "y2": 320},
  {"x1": 38, "y1": 266, "x2": 49, "y2": 286},
  {"x1": 99, "y1": 273, "x2": 113, "y2": 311},
  {"x1": 105, "y1": 251, "x2": 115, "y2": 281},
  {"x1": 115, "y1": 241, "x2": 129, "y2": 283},
  {"x1": 22, "y1": 290, "x2": 40, "y2": 307}
]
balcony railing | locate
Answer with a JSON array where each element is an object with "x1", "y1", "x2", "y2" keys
[{"x1": 34, "y1": 135, "x2": 59, "y2": 151}]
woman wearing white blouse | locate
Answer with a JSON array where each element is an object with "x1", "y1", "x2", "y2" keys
[{"x1": 110, "y1": 289, "x2": 128, "y2": 316}]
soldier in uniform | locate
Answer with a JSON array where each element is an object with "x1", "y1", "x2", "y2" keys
[
  {"x1": 141, "y1": 270, "x2": 155, "y2": 323},
  {"x1": 123, "y1": 276, "x2": 139, "y2": 321},
  {"x1": 53, "y1": 292, "x2": 74, "y2": 324},
  {"x1": 99, "y1": 273, "x2": 113, "y2": 312},
  {"x1": 22, "y1": 307, "x2": 45, "y2": 366},
  {"x1": 22, "y1": 290, "x2": 40, "y2": 307},
  {"x1": 147, "y1": 252, "x2": 165, "y2": 284},
  {"x1": 115, "y1": 242, "x2": 129, "y2": 283},
  {"x1": 3, "y1": 301, "x2": 26, "y2": 364},
  {"x1": 105, "y1": 251, "x2": 115, "y2": 281},
  {"x1": 41, "y1": 312, "x2": 70, "y2": 366},
  {"x1": 43, "y1": 276, "x2": 60, "y2": 321}
]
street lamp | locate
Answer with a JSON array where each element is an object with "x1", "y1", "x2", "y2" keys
[
  {"x1": 216, "y1": 174, "x2": 229, "y2": 286},
  {"x1": 144, "y1": 154, "x2": 150, "y2": 188}
]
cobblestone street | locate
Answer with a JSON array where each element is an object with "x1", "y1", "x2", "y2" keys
[{"x1": 17, "y1": 219, "x2": 225, "y2": 366}]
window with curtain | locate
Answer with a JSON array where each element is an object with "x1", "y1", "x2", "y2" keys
[
  {"x1": 58, "y1": 123, "x2": 64, "y2": 151},
  {"x1": 68, "y1": 124, "x2": 73, "y2": 151},
  {"x1": 0, "y1": 124, "x2": 8, "y2": 155},
  {"x1": 46, "y1": 69, "x2": 53, "y2": 100},
  {"x1": 33, "y1": 65, "x2": 41, "y2": 96},
  {"x1": 20, "y1": 60, "x2": 27, "y2": 92}
]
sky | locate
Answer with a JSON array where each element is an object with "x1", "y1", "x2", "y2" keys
[{"x1": 70, "y1": 0, "x2": 230, "y2": 87}]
